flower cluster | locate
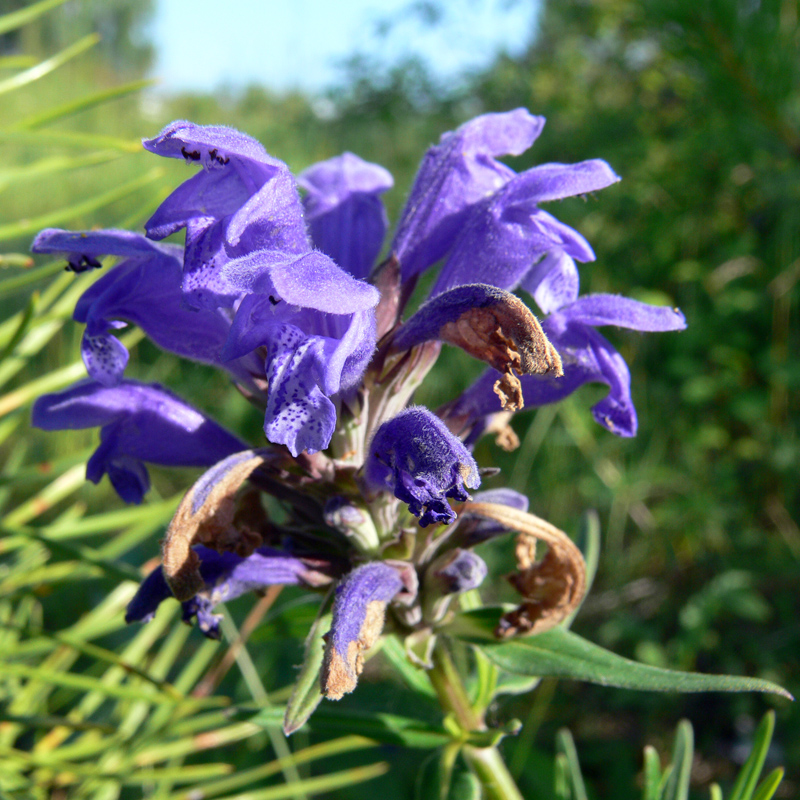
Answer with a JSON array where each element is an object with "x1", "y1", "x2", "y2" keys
[{"x1": 31, "y1": 110, "x2": 685, "y2": 728}]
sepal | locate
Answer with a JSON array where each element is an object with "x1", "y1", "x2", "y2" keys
[{"x1": 321, "y1": 562, "x2": 404, "y2": 699}]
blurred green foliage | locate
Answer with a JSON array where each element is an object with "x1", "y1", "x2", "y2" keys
[{"x1": 0, "y1": 0, "x2": 797, "y2": 797}]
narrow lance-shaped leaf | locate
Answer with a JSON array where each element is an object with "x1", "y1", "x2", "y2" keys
[{"x1": 453, "y1": 618, "x2": 793, "y2": 698}]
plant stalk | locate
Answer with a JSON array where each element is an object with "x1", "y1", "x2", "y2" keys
[{"x1": 428, "y1": 643, "x2": 525, "y2": 800}]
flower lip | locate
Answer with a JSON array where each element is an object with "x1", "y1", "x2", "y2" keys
[
  {"x1": 31, "y1": 380, "x2": 246, "y2": 504},
  {"x1": 219, "y1": 249, "x2": 380, "y2": 314},
  {"x1": 126, "y1": 544, "x2": 331, "y2": 639},
  {"x1": 143, "y1": 120, "x2": 279, "y2": 172},
  {"x1": 392, "y1": 108, "x2": 546, "y2": 280},
  {"x1": 32, "y1": 227, "x2": 174, "y2": 259}
]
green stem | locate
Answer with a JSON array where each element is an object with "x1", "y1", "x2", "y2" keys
[
  {"x1": 462, "y1": 745, "x2": 525, "y2": 800},
  {"x1": 427, "y1": 643, "x2": 525, "y2": 800}
]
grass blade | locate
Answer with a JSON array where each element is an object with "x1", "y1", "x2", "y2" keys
[
  {"x1": 729, "y1": 712, "x2": 775, "y2": 800},
  {"x1": 662, "y1": 720, "x2": 693, "y2": 800},
  {"x1": 12, "y1": 78, "x2": 158, "y2": 130},
  {"x1": 752, "y1": 768, "x2": 785, "y2": 800},
  {"x1": 555, "y1": 728, "x2": 587, "y2": 800},
  {"x1": 0, "y1": 33, "x2": 99, "y2": 96},
  {"x1": 0, "y1": 0, "x2": 70, "y2": 35},
  {"x1": 210, "y1": 762, "x2": 389, "y2": 800},
  {"x1": 0, "y1": 168, "x2": 163, "y2": 241}
]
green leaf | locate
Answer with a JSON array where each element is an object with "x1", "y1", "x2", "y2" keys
[
  {"x1": 282, "y1": 611, "x2": 330, "y2": 735},
  {"x1": 11, "y1": 78, "x2": 158, "y2": 130},
  {"x1": 0, "y1": 169, "x2": 163, "y2": 241},
  {"x1": 729, "y1": 711, "x2": 775, "y2": 800},
  {"x1": 0, "y1": 151, "x2": 121, "y2": 194},
  {"x1": 379, "y1": 633, "x2": 437, "y2": 698},
  {"x1": 0, "y1": 253, "x2": 34, "y2": 267},
  {"x1": 0, "y1": 661, "x2": 185, "y2": 706},
  {"x1": 751, "y1": 768, "x2": 785, "y2": 800},
  {"x1": 459, "y1": 617, "x2": 792, "y2": 698},
  {"x1": 662, "y1": 720, "x2": 693, "y2": 800},
  {"x1": 566, "y1": 510, "x2": 601, "y2": 626},
  {"x1": 494, "y1": 671, "x2": 540, "y2": 696},
  {"x1": 642, "y1": 745, "x2": 662, "y2": 800},
  {"x1": 256, "y1": 706, "x2": 452, "y2": 749},
  {"x1": 555, "y1": 753, "x2": 571, "y2": 800},
  {"x1": 200, "y1": 762, "x2": 389, "y2": 800},
  {"x1": 555, "y1": 728, "x2": 587, "y2": 800},
  {"x1": 0, "y1": 0, "x2": 70, "y2": 36},
  {"x1": 0, "y1": 33, "x2": 99, "y2": 96},
  {"x1": 166, "y1": 735, "x2": 378, "y2": 800},
  {"x1": 0, "y1": 291, "x2": 37, "y2": 364},
  {"x1": 0, "y1": 129, "x2": 141, "y2": 152}
]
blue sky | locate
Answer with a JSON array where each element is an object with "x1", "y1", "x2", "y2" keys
[{"x1": 147, "y1": 0, "x2": 538, "y2": 94}]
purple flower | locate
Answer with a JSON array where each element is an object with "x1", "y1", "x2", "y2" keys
[
  {"x1": 392, "y1": 109, "x2": 545, "y2": 280},
  {"x1": 32, "y1": 228, "x2": 254, "y2": 388},
  {"x1": 126, "y1": 545, "x2": 316, "y2": 638},
  {"x1": 28, "y1": 108, "x2": 688, "y2": 718},
  {"x1": 222, "y1": 294, "x2": 377, "y2": 456},
  {"x1": 321, "y1": 562, "x2": 404, "y2": 699},
  {"x1": 142, "y1": 123, "x2": 382, "y2": 455},
  {"x1": 448, "y1": 257, "x2": 686, "y2": 437},
  {"x1": 430, "y1": 159, "x2": 620, "y2": 297},
  {"x1": 364, "y1": 407, "x2": 480, "y2": 527},
  {"x1": 32, "y1": 380, "x2": 245, "y2": 503},
  {"x1": 144, "y1": 121, "x2": 309, "y2": 309},
  {"x1": 299, "y1": 152, "x2": 393, "y2": 281}
]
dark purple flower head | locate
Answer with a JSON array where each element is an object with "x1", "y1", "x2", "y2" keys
[
  {"x1": 299, "y1": 152, "x2": 393, "y2": 281},
  {"x1": 364, "y1": 407, "x2": 480, "y2": 527},
  {"x1": 30, "y1": 109, "x2": 690, "y2": 717},
  {"x1": 32, "y1": 380, "x2": 245, "y2": 503},
  {"x1": 392, "y1": 109, "x2": 545, "y2": 280},
  {"x1": 321, "y1": 562, "x2": 404, "y2": 699}
]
